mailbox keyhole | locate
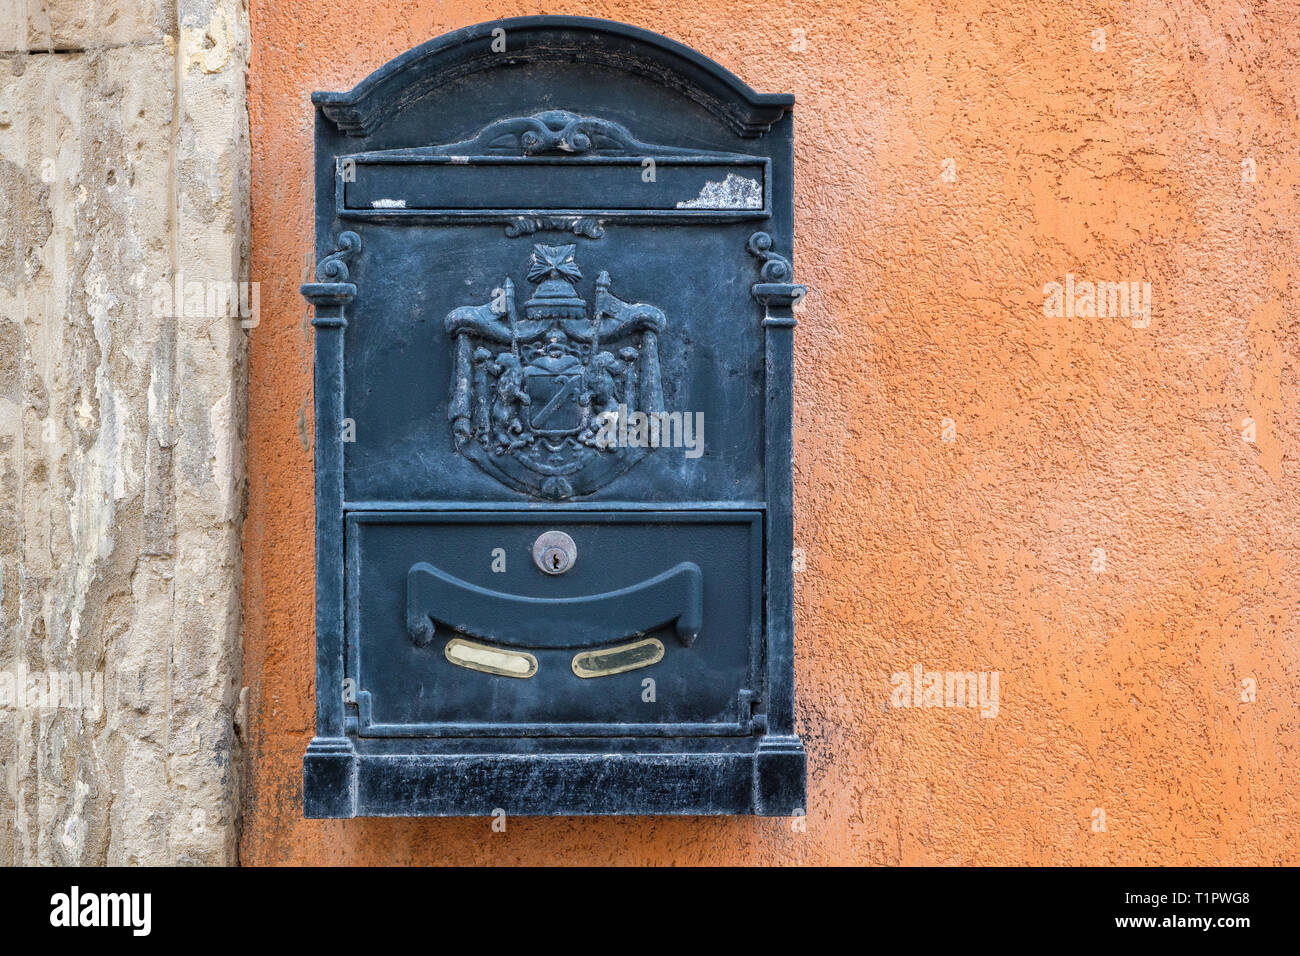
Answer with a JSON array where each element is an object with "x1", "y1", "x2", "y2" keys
[{"x1": 532, "y1": 531, "x2": 577, "y2": 575}]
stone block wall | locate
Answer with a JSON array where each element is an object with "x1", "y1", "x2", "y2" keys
[{"x1": 0, "y1": 0, "x2": 248, "y2": 865}]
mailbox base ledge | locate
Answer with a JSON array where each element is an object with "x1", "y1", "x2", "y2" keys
[
  {"x1": 303, "y1": 736, "x2": 806, "y2": 817},
  {"x1": 303, "y1": 737, "x2": 359, "y2": 818}
]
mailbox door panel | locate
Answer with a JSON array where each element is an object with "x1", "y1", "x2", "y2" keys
[{"x1": 345, "y1": 511, "x2": 762, "y2": 734}]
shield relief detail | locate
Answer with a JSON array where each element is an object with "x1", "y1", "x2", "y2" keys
[{"x1": 445, "y1": 243, "x2": 667, "y2": 499}]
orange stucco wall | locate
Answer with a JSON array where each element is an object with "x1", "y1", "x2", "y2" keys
[{"x1": 241, "y1": 1, "x2": 1300, "y2": 864}]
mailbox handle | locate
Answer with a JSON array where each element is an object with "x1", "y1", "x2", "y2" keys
[{"x1": 407, "y1": 561, "x2": 702, "y2": 650}]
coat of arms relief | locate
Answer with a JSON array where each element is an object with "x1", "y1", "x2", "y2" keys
[{"x1": 445, "y1": 243, "x2": 667, "y2": 499}]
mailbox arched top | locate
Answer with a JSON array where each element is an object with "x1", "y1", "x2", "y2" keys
[{"x1": 312, "y1": 15, "x2": 794, "y2": 138}]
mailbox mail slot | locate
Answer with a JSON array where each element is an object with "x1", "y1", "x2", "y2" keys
[
  {"x1": 348, "y1": 512, "x2": 760, "y2": 732},
  {"x1": 302, "y1": 16, "x2": 806, "y2": 817}
]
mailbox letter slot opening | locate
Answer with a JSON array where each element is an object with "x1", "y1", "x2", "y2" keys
[{"x1": 345, "y1": 511, "x2": 761, "y2": 737}]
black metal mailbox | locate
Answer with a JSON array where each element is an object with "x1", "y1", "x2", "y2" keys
[{"x1": 301, "y1": 16, "x2": 806, "y2": 817}]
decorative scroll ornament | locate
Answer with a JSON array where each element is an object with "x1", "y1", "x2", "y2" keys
[
  {"x1": 435, "y1": 109, "x2": 702, "y2": 158},
  {"x1": 445, "y1": 243, "x2": 666, "y2": 499},
  {"x1": 316, "y1": 231, "x2": 362, "y2": 281},
  {"x1": 747, "y1": 231, "x2": 805, "y2": 316},
  {"x1": 505, "y1": 216, "x2": 605, "y2": 239},
  {"x1": 302, "y1": 231, "x2": 363, "y2": 319},
  {"x1": 745, "y1": 231, "x2": 793, "y2": 282}
]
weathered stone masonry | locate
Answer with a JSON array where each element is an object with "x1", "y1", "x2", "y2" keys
[{"x1": 0, "y1": 0, "x2": 249, "y2": 864}]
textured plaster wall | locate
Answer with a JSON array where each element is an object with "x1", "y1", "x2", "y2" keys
[
  {"x1": 242, "y1": 1, "x2": 1300, "y2": 864},
  {"x1": 0, "y1": 0, "x2": 249, "y2": 864}
]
